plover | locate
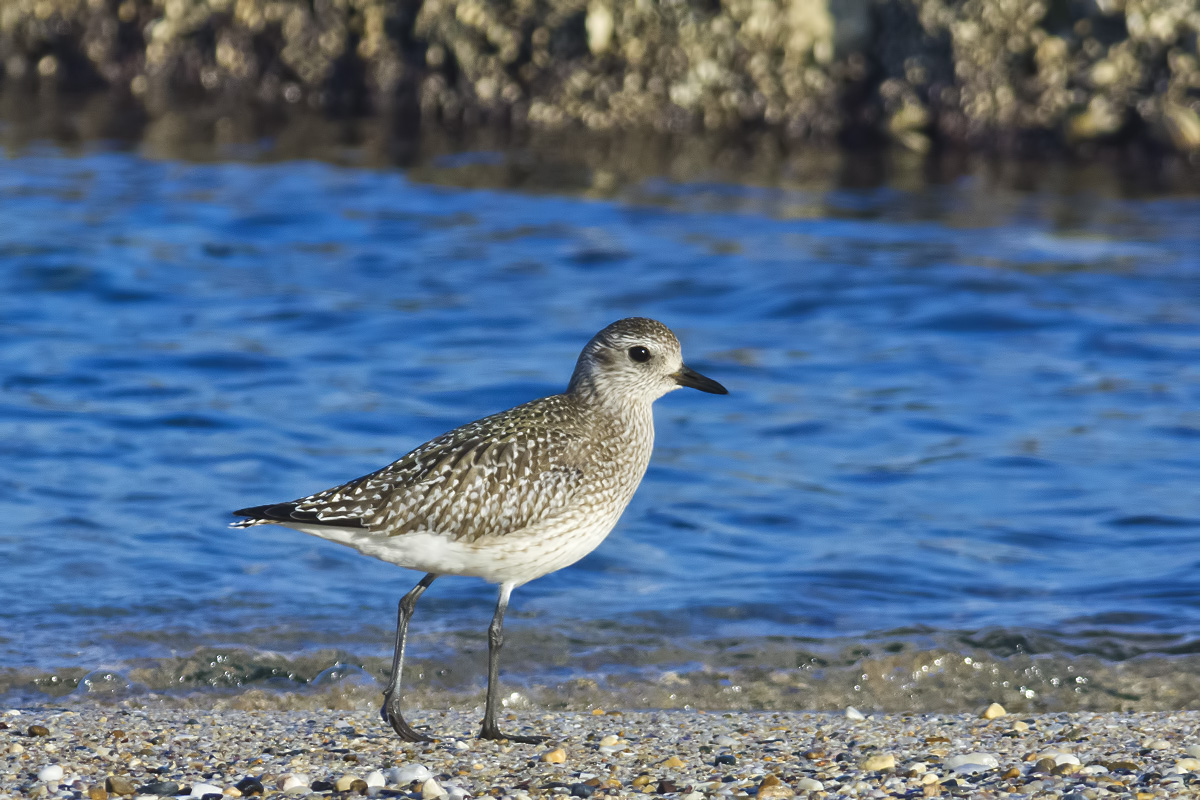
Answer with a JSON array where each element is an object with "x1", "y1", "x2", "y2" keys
[{"x1": 232, "y1": 317, "x2": 727, "y2": 743}]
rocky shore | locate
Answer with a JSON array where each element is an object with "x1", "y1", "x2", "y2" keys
[
  {"x1": 2, "y1": 0, "x2": 1200, "y2": 155},
  {"x1": 4, "y1": 705, "x2": 1200, "y2": 799}
]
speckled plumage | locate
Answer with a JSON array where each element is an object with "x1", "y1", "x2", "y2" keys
[{"x1": 231, "y1": 317, "x2": 727, "y2": 742}]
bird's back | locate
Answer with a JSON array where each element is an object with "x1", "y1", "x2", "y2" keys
[{"x1": 233, "y1": 392, "x2": 654, "y2": 545}]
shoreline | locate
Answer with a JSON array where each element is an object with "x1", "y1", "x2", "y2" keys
[{"x1": 3, "y1": 706, "x2": 1199, "y2": 798}]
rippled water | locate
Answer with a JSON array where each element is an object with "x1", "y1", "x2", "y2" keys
[{"x1": 1, "y1": 122, "x2": 1199, "y2": 711}]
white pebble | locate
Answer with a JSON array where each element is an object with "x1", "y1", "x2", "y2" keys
[
  {"x1": 365, "y1": 770, "x2": 386, "y2": 788},
  {"x1": 9, "y1": 743, "x2": 24, "y2": 755},
  {"x1": 280, "y1": 774, "x2": 310, "y2": 791},
  {"x1": 422, "y1": 778, "x2": 449, "y2": 800},
  {"x1": 945, "y1": 753, "x2": 999, "y2": 772},
  {"x1": 1186, "y1": 745, "x2": 1200, "y2": 758},
  {"x1": 453, "y1": 739, "x2": 470, "y2": 751},
  {"x1": 445, "y1": 783, "x2": 471, "y2": 800},
  {"x1": 389, "y1": 764, "x2": 433, "y2": 785},
  {"x1": 845, "y1": 706, "x2": 866, "y2": 721},
  {"x1": 38, "y1": 765, "x2": 64, "y2": 783},
  {"x1": 190, "y1": 785, "x2": 223, "y2": 797},
  {"x1": 1081, "y1": 765, "x2": 1109, "y2": 775},
  {"x1": 680, "y1": 792, "x2": 705, "y2": 800},
  {"x1": 795, "y1": 777, "x2": 824, "y2": 792}
]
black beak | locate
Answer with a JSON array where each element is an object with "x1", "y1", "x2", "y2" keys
[{"x1": 673, "y1": 364, "x2": 728, "y2": 395}]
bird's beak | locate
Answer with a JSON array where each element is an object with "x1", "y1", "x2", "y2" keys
[{"x1": 672, "y1": 364, "x2": 728, "y2": 395}]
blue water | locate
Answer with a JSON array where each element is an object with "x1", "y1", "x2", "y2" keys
[{"x1": 1, "y1": 145, "x2": 1199, "y2": 684}]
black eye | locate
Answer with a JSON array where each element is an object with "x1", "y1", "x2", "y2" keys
[{"x1": 628, "y1": 346, "x2": 652, "y2": 363}]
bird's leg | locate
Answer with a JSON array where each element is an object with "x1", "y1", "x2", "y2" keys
[
  {"x1": 479, "y1": 583, "x2": 546, "y2": 744},
  {"x1": 381, "y1": 572, "x2": 437, "y2": 742}
]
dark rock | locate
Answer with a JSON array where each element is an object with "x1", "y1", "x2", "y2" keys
[
  {"x1": 135, "y1": 781, "x2": 180, "y2": 796},
  {"x1": 234, "y1": 777, "x2": 265, "y2": 796},
  {"x1": 569, "y1": 784, "x2": 596, "y2": 798},
  {"x1": 715, "y1": 754, "x2": 737, "y2": 766}
]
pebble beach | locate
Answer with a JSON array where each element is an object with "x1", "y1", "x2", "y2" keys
[{"x1": 4, "y1": 706, "x2": 1200, "y2": 800}]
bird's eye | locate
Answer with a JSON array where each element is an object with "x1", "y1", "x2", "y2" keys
[{"x1": 628, "y1": 346, "x2": 652, "y2": 363}]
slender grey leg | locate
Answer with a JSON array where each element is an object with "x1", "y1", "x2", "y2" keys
[
  {"x1": 381, "y1": 572, "x2": 437, "y2": 742},
  {"x1": 479, "y1": 582, "x2": 545, "y2": 743}
]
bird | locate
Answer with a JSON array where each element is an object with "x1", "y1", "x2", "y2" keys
[{"x1": 231, "y1": 317, "x2": 727, "y2": 743}]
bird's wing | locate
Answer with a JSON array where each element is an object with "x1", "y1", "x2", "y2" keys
[{"x1": 233, "y1": 399, "x2": 589, "y2": 542}]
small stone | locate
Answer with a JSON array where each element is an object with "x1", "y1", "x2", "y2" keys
[
  {"x1": 88, "y1": 786, "x2": 109, "y2": 800},
  {"x1": 981, "y1": 703, "x2": 1006, "y2": 720},
  {"x1": 1011, "y1": 720, "x2": 1029, "y2": 732},
  {"x1": 105, "y1": 776, "x2": 137, "y2": 796},
  {"x1": 845, "y1": 706, "x2": 865, "y2": 721},
  {"x1": 279, "y1": 774, "x2": 309, "y2": 792},
  {"x1": 9, "y1": 742, "x2": 24, "y2": 754},
  {"x1": 1177, "y1": 758, "x2": 1200, "y2": 772},
  {"x1": 138, "y1": 781, "x2": 181, "y2": 796},
  {"x1": 38, "y1": 764, "x2": 64, "y2": 783},
  {"x1": 946, "y1": 753, "x2": 999, "y2": 773},
  {"x1": 1000, "y1": 767, "x2": 1020, "y2": 779},
  {"x1": 365, "y1": 771, "x2": 386, "y2": 788},
  {"x1": 350, "y1": 779, "x2": 368, "y2": 794},
  {"x1": 795, "y1": 777, "x2": 823, "y2": 793},
  {"x1": 1186, "y1": 745, "x2": 1200, "y2": 758},
  {"x1": 569, "y1": 784, "x2": 595, "y2": 798},
  {"x1": 1146, "y1": 739, "x2": 1171, "y2": 750},
  {"x1": 862, "y1": 754, "x2": 895, "y2": 771},
  {"x1": 421, "y1": 778, "x2": 448, "y2": 799},
  {"x1": 656, "y1": 780, "x2": 678, "y2": 794},
  {"x1": 452, "y1": 740, "x2": 470, "y2": 751},
  {"x1": 714, "y1": 754, "x2": 736, "y2": 766},
  {"x1": 191, "y1": 785, "x2": 223, "y2": 797},
  {"x1": 389, "y1": 765, "x2": 432, "y2": 785},
  {"x1": 233, "y1": 777, "x2": 263, "y2": 796},
  {"x1": 598, "y1": 735, "x2": 619, "y2": 747},
  {"x1": 1033, "y1": 757, "x2": 1057, "y2": 774},
  {"x1": 336, "y1": 775, "x2": 360, "y2": 793},
  {"x1": 541, "y1": 748, "x2": 567, "y2": 764},
  {"x1": 28, "y1": 724, "x2": 51, "y2": 736},
  {"x1": 757, "y1": 775, "x2": 793, "y2": 799},
  {"x1": 310, "y1": 781, "x2": 333, "y2": 792}
]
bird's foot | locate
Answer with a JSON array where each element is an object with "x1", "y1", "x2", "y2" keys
[
  {"x1": 479, "y1": 720, "x2": 547, "y2": 744},
  {"x1": 380, "y1": 696, "x2": 434, "y2": 743}
]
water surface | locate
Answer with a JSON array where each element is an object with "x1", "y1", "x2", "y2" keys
[{"x1": 1, "y1": 118, "x2": 1198, "y2": 712}]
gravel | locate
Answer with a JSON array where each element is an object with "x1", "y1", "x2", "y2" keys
[{"x1": 4, "y1": 705, "x2": 1200, "y2": 798}]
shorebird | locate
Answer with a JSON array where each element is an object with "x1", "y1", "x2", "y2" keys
[{"x1": 232, "y1": 317, "x2": 727, "y2": 743}]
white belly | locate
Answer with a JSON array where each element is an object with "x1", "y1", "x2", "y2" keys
[{"x1": 284, "y1": 505, "x2": 623, "y2": 586}]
